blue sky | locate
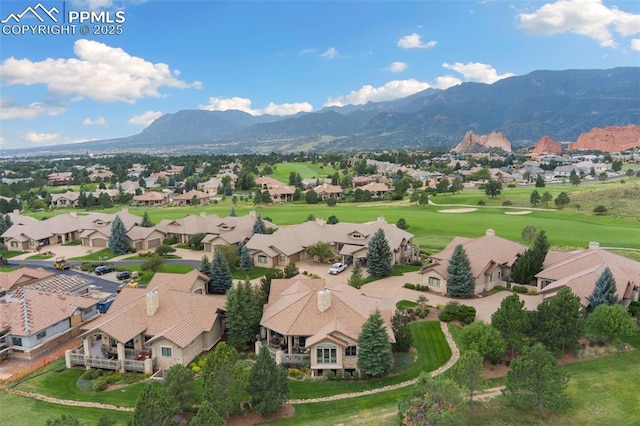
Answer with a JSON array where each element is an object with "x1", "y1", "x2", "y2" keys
[{"x1": 0, "y1": 0, "x2": 638, "y2": 151}]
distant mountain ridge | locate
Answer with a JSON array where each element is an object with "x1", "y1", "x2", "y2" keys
[{"x1": 4, "y1": 67, "x2": 639, "y2": 155}]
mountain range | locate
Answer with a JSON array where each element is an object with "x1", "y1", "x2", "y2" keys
[{"x1": 6, "y1": 67, "x2": 640, "y2": 155}]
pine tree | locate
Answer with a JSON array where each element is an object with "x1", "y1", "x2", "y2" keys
[
  {"x1": 248, "y1": 346, "x2": 290, "y2": 416},
  {"x1": 503, "y1": 343, "x2": 570, "y2": 411},
  {"x1": 357, "y1": 310, "x2": 393, "y2": 377},
  {"x1": 164, "y1": 364, "x2": 198, "y2": 417},
  {"x1": 226, "y1": 280, "x2": 262, "y2": 350},
  {"x1": 201, "y1": 342, "x2": 248, "y2": 419},
  {"x1": 391, "y1": 309, "x2": 413, "y2": 352},
  {"x1": 446, "y1": 244, "x2": 475, "y2": 298},
  {"x1": 511, "y1": 230, "x2": 549, "y2": 285},
  {"x1": 451, "y1": 350, "x2": 484, "y2": 407},
  {"x1": 140, "y1": 210, "x2": 153, "y2": 227},
  {"x1": 199, "y1": 254, "x2": 211, "y2": 275},
  {"x1": 239, "y1": 243, "x2": 253, "y2": 275},
  {"x1": 366, "y1": 228, "x2": 392, "y2": 277},
  {"x1": 348, "y1": 257, "x2": 364, "y2": 289},
  {"x1": 398, "y1": 374, "x2": 464, "y2": 426},
  {"x1": 190, "y1": 400, "x2": 224, "y2": 426},
  {"x1": 131, "y1": 382, "x2": 174, "y2": 426},
  {"x1": 108, "y1": 215, "x2": 129, "y2": 255},
  {"x1": 587, "y1": 267, "x2": 617, "y2": 310},
  {"x1": 252, "y1": 214, "x2": 267, "y2": 234},
  {"x1": 491, "y1": 293, "x2": 531, "y2": 358},
  {"x1": 534, "y1": 287, "x2": 584, "y2": 354},
  {"x1": 209, "y1": 249, "x2": 232, "y2": 294},
  {"x1": 230, "y1": 206, "x2": 237, "y2": 217}
]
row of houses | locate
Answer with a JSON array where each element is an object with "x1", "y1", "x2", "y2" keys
[{"x1": 420, "y1": 230, "x2": 640, "y2": 309}]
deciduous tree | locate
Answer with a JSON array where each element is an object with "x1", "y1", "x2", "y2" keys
[
  {"x1": 451, "y1": 350, "x2": 484, "y2": 407},
  {"x1": 586, "y1": 304, "x2": 635, "y2": 344},
  {"x1": 357, "y1": 310, "x2": 393, "y2": 377},
  {"x1": 529, "y1": 190, "x2": 541, "y2": 207},
  {"x1": 398, "y1": 374, "x2": 464, "y2": 426},
  {"x1": 459, "y1": 321, "x2": 506, "y2": 363},
  {"x1": 541, "y1": 191, "x2": 553, "y2": 208},
  {"x1": 201, "y1": 342, "x2": 248, "y2": 419},
  {"x1": 483, "y1": 179, "x2": 502, "y2": 198},
  {"x1": 391, "y1": 309, "x2": 413, "y2": 352}
]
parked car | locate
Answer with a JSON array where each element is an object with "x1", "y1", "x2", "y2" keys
[
  {"x1": 96, "y1": 296, "x2": 115, "y2": 314},
  {"x1": 116, "y1": 271, "x2": 131, "y2": 280},
  {"x1": 328, "y1": 262, "x2": 347, "y2": 275},
  {"x1": 94, "y1": 265, "x2": 114, "y2": 275}
]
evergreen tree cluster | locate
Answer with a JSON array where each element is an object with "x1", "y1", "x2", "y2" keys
[{"x1": 510, "y1": 230, "x2": 549, "y2": 285}]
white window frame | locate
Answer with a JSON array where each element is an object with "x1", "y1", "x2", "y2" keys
[{"x1": 161, "y1": 346, "x2": 173, "y2": 357}]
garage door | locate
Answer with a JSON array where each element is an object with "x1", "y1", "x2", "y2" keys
[
  {"x1": 93, "y1": 238, "x2": 107, "y2": 247},
  {"x1": 148, "y1": 239, "x2": 161, "y2": 248}
]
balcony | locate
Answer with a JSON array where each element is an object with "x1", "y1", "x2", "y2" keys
[{"x1": 66, "y1": 340, "x2": 152, "y2": 373}]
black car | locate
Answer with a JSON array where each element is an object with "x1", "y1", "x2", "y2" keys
[
  {"x1": 94, "y1": 265, "x2": 114, "y2": 275},
  {"x1": 116, "y1": 271, "x2": 131, "y2": 280}
]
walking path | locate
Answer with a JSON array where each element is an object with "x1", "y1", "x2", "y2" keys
[
  {"x1": 287, "y1": 321, "x2": 460, "y2": 404},
  {"x1": 5, "y1": 389, "x2": 134, "y2": 412}
]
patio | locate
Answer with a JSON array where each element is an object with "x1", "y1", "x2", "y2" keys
[{"x1": 65, "y1": 336, "x2": 153, "y2": 374}]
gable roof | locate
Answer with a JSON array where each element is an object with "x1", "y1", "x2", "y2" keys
[
  {"x1": 261, "y1": 278, "x2": 394, "y2": 346},
  {"x1": 81, "y1": 284, "x2": 226, "y2": 348},
  {"x1": 422, "y1": 232, "x2": 527, "y2": 279},
  {"x1": 146, "y1": 270, "x2": 209, "y2": 293},
  {"x1": 0, "y1": 267, "x2": 53, "y2": 292},
  {"x1": 538, "y1": 248, "x2": 640, "y2": 307}
]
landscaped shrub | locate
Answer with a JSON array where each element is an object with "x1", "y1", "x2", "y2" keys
[
  {"x1": 81, "y1": 368, "x2": 103, "y2": 380},
  {"x1": 351, "y1": 371, "x2": 360, "y2": 380},
  {"x1": 403, "y1": 283, "x2": 415, "y2": 290},
  {"x1": 458, "y1": 305, "x2": 476, "y2": 324},
  {"x1": 627, "y1": 301, "x2": 640, "y2": 317},
  {"x1": 154, "y1": 244, "x2": 176, "y2": 256},
  {"x1": 593, "y1": 205, "x2": 608, "y2": 215},
  {"x1": 502, "y1": 199, "x2": 513, "y2": 206},
  {"x1": 106, "y1": 372, "x2": 122, "y2": 384},
  {"x1": 93, "y1": 376, "x2": 108, "y2": 392},
  {"x1": 325, "y1": 371, "x2": 336, "y2": 380},
  {"x1": 191, "y1": 365, "x2": 201, "y2": 374},
  {"x1": 162, "y1": 236, "x2": 178, "y2": 245},
  {"x1": 477, "y1": 200, "x2": 486, "y2": 206},
  {"x1": 438, "y1": 311, "x2": 455, "y2": 322},
  {"x1": 512, "y1": 285, "x2": 529, "y2": 294}
]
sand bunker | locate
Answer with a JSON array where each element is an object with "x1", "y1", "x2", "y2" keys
[
  {"x1": 438, "y1": 208, "x2": 477, "y2": 213},
  {"x1": 505, "y1": 210, "x2": 532, "y2": 215}
]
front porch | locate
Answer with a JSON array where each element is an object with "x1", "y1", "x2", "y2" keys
[
  {"x1": 65, "y1": 335, "x2": 153, "y2": 374},
  {"x1": 257, "y1": 328, "x2": 309, "y2": 366}
]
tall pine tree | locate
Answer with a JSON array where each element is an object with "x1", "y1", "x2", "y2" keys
[
  {"x1": 200, "y1": 254, "x2": 211, "y2": 275},
  {"x1": 446, "y1": 244, "x2": 475, "y2": 298},
  {"x1": 226, "y1": 280, "x2": 262, "y2": 350},
  {"x1": 348, "y1": 257, "x2": 364, "y2": 289},
  {"x1": 108, "y1": 215, "x2": 129, "y2": 255},
  {"x1": 357, "y1": 309, "x2": 393, "y2": 377},
  {"x1": 491, "y1": 293, "x2": 531, "y2": 358},
  {"x1": 534, "y1": 287, "x2": 584, "y2": 354},
  {"x1": 252, "y1": 214, "x2": 267, "y2": 234},
  {"x1": 209, "y1": 249, "x2": 233, "y2": 294},
  {"x1": 239, "y1": 243, "x2": 253, "y2": 275},
  {"x1": 587, "y1": 267, "x2": 617, "y2": 310},
  {"x1": 140, "y1": 210, "x2": 153, "y2": 227},
  {"x1": 201, "y1": 342, "x2": 248, "y2": 419},
  {"x1": 366, "y1": 228, "x2": 392, "y2": 277},
  {"x1": 511, "y1": 230, "x2": 549, "y2": 285},
  {"x1": 248, "y1": 346, "x2": 290, "y2": 416},
  {"x1": 131, "y1": 382, "x2": 174, "y2": 426}
]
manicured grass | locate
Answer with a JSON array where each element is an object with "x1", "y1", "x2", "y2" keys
[
  {"x1": 14, "y1": 367, "x2": 147, "y2": 407},
  {"x1": 69, "y1": 248, "x2": 116, "y2": 261},
  {"x1": 269, "y1": 161, "x2": 340, "y2": 184},
  {"x1": 0, "y1": 392, "x2": 132, "y2": 426},
  {"x1": 121, "y1": 264, "x2": 195, "y2": 285},
  {"x1": 231, "y1": 266, "x2": 271, "y2": 280},
  {"x1": 62, "y1": 240, "x2": 83, "y2": 246},
  {"x1": 26, "y1": 254, "x2": 53, "y2": 260},
  {"x1": 396, "y1": 300, "x2": 418, "y2": 309},
  {"x1": 1, "y1": 250, "x2": 28, "y2": 258},
  {"x1": 288, "y1": 321, "x2": 451, "y2": 399}
]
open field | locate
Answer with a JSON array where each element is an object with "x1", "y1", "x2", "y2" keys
[{"x1": 269, "y1": 161, "x2": 340, "y2": 183}]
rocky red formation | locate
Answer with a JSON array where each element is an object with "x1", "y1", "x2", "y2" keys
[
  {"x1": 530, "y1": 135, "x2": 562, "y2": 154},
  {"x1": 568, "y1": 125, "x2": 640, "y2": 152},
  {"x1": 453, "y1": 131, "x2": 512, "y2": 153}
]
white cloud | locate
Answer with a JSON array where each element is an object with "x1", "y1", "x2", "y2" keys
[
  {"x1": 199, "y1": 97, "x2": 313, "y2": 116},
  {"x1": 518, "y1": 0, "x2": 640, "y2": 48},
  {"x1": 397, "y1": 33, "x2": 437, "y2": 49},
  {"x1": 83, "y1": 116, "x2": 106, "y2": 126},
  {"x1": 0, "y1": 39, "x2": 201, "y2": 104},
  {"x1": 432, "y1": 75, "x2": 463, "y2": 89},
  {"x1": 22, "y1": 131, "x2": 61, "y2": 144},
  {"x1": 0, "y1": 98, "x2": 66, "y2": 120},
  {"x1": 442, "y1": 62, "x2": 514, "y2": 84},
  {"x1": 320, "y1": 47, "x2": 339, "y2": 59},
  {"x1": 631, "y1": 38, "x2": 640, "y2": 51},
  {"x1": 386, "y1": 61, "x2": 407, "y2": 73},
  {"x1": 299, "y1": 48, "x2": 316, "y2": 55},
  {"x1": 324, "y1": 79, "x2": 431, "y2": 107},
  {"x1": 128, "y1": 110, "x2": 163, "y2": 126}
]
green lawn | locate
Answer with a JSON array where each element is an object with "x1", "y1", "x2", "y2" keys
[
  {"x1": 288, "y1": 321, "x2": 450, "y2": 399},
  {"x1": 269, "y1": 161, "x2": 340, "y2": 184},
  {"x1": 69, "y1": 248, "x2": 116, "y2": 261},
  {"x1": 231, "y1": 266, "x2": 271, "y2": 280},
  {"x1": 0, "y1": 392, "x2": 132, "y2": 426}
]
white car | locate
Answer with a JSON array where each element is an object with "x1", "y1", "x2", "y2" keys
[{"x1": 328, "y1": 262, "x2": 347, "y2": 275}]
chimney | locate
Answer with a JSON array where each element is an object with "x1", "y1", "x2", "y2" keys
[
  {"x1": 200, "y1": 211, "x2": 207, "y2": 217},
  {"x1": 588, "y1": 241, "x2": 600, "y2": 250},
  {"x1": 317, "y1": 288, "x2": 331, "y2": 313},
  {"x1": 486, "y1": 228, "x2": 495, "y2": 236},
  {"x1": 146, "y1": 290, "x2": 159, "y2": 316}
]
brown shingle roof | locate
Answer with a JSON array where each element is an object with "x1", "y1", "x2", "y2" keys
[{"x1": 0, "y1": 267, "x2": 53, "y2": 292}]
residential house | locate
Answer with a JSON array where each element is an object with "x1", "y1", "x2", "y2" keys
[
  {"x1": 73, "y1": 284, "x2": 226, "y2": 373},
  {"x1": 246, "y1": 216, "x2": 418, "y2": 269},
  {"x1": 47, "y1": 172, "x2": 73, "y2": 186},
  {"x1": 132, "y1": 191, "x2": 169, "y2": 207},
  {"x1": 50, "y1": 191, "x2": 80, "y2": 209},
  {"x1": 0, "y1": 272, "x2": 100, "y2": 360},
  {"x1": 313, "y1": 183, "x2": 343, "y2": 201},
  {"x1": 537, "y1": 242, "x2": 640, "y2": 308},
  {"x1": 259, "y1": 277, "x2": 394, "y2": 377},
  {"x1": 0, "y1": 267, "x2": 53, "y2": 293},
  {"x1": 172, "y1": 189, "x2": 211, "y2": 206},
  {"x1": 198, "y1": 177, "x2": 222, "y2": 195},
  {"x1": 360, "y1": 182, "x2": 390, "y2": 199},
  {"x1": 146, "y1": 269, "x2": 210, "y2": 295},
  {"x1": 126, "y1": 226, "x2": 167, "y2": 251},
  {"x1": 254, "y1": 176, "x2": 296, "y2": 202},
  {"x1": 256, "y1": 176, "x2": 287, "y2": 190},
  {"x1": 420, "y1": 229, "x2": 527, "y2": 295}
]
